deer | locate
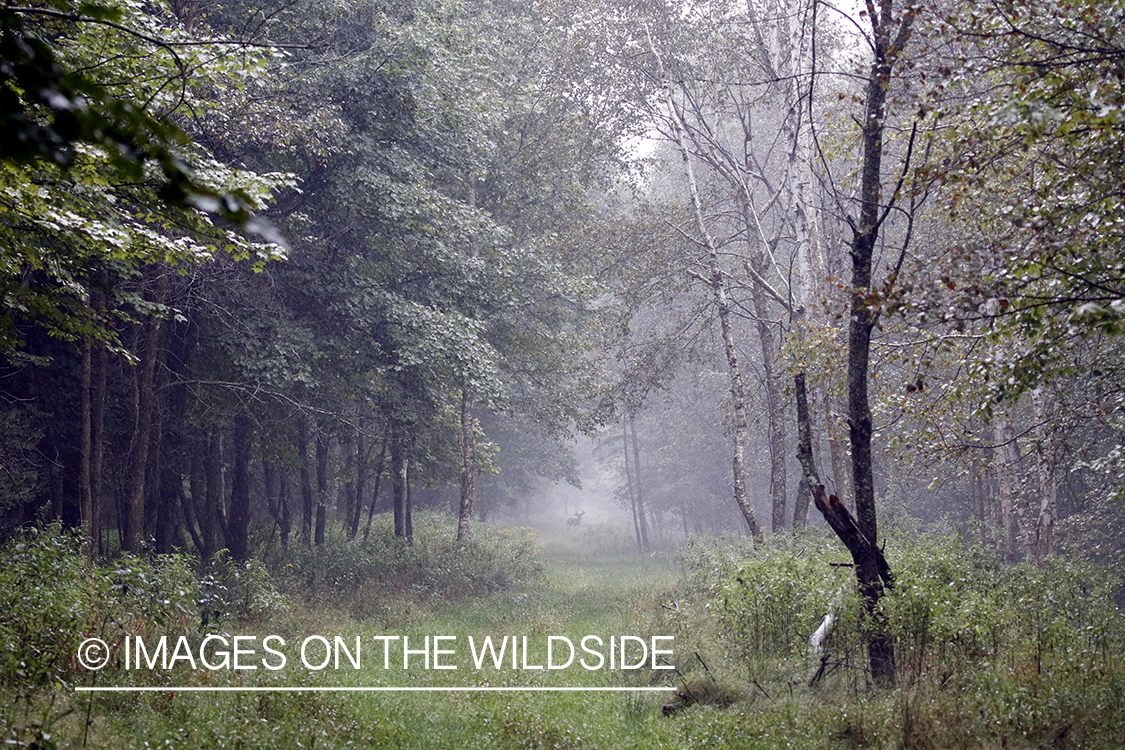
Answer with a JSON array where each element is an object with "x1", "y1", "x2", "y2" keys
[{"x1": 566, "y1": 510, "x2": 585, "y2": 528}]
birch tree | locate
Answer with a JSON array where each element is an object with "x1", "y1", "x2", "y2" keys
[{"x1": 648, "y1": 27, "x2": 764, "y2": 539}]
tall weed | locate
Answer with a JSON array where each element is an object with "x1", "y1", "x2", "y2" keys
[
  {"x1": 267, "y1": 512, "x2": 544, "y2": 616},
  {"x1": 675, "y1": 530, "x2": 1125, "y2": 748},
  {"x1": 678, "y1": 533, "x2": 862, "y2": 664}
]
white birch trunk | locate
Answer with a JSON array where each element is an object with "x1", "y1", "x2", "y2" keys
[{"x1": 648, "y1": 28, "x2": 762, "y2": 539}]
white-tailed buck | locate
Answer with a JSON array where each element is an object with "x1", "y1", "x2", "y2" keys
[{"x1": 566, "y1": 510, "x2": 585, "y2": 528}]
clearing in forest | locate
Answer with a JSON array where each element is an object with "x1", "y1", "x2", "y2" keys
[{"x1": 330, "y1": 527, "x2": 683, "y2": 750}]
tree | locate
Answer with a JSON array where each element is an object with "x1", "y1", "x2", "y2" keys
[
  {"x1": 831, "y1": 0, "x2": 920, "y2": 686},
  {"x1": 623, "y1": 0, "x2": 862, "y2": 535},
  {"x1": 0, "y1": 1, "x2": 288, "y2": 357},
  {"x1": 0, "y1": 0, "x2": 298, "y2": 549},
  {"x1": 879, "y1": 0, "x2": 1125, "y2": 564},
  {"x1": 647, "y1": 28, "x2": 763, "y2": 539},
  {"x1": 783, "y1": 0, "x2": 925, "y2": 686}
]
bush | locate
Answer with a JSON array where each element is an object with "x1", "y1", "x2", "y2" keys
[
  {"x1": 678, "y1": 533, "x2": 862, "y2": 664},
  {"x1": 679, "y1": 529, "x2": 1125, "y2": 748},
  {"x1": 883, "y1": 536, "x2": 1124, "y2": 683},
  {"x1": 267, "y1": 512, "x2": 544, "y2": 610},
  {"x1": 0, "y1": 525, "x2": 93, "y2": 692},
  {"x1": 0, "y1": 526, "x2": 287, "y2": 697},
  {"x1": 685, "y1": 530, "x2": 1124, "y2": 682},
  {"x1": 195, "y1": 552, "x2": 287, "y2": 626},
  {"x1": 0, "y1": 516, "x2": 542, "y2": 749},
  {"x1": 0, "y1": 526, "x2": 272, "y2": 745}
]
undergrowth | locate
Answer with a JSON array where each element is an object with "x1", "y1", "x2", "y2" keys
[
  {"x1": 4, "y1": 520, "x2": 1123, "y2": 749},
  {"x1": 265, "y1": 512, "x2": 543, "y2": 614},
  {"x1": 661, "y1": 529, "x2": 1125, "y2": 749},
  {"x1": 0, "y1": 516, "x2": 545, "y2": 749}
]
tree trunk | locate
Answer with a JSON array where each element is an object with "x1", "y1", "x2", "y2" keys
[
  {"x1": 156, "y1": 321, "x2": 191, "y2": 555},
  {"x1": 819, "y1": 0, "x2": 915, "y2": 685},
  {"x1": 797, "y1": 373, "x2": 895, "y2": 683},
  {"x1": 457, "y1": 177, "x2": 482, "y2": 544},
  {"x1": 405, "y1": 450, "x2": 414, "y2": 543},
  {"x1": 1031, "y1": 388, "x2": 1057, "y2": 562},
  {"x1": 187, "y1": 433, "x2": 209, "y2": 557},
  {"x1": 90, "y1": 340, "x2": 106, "y2": 556},
  {"x1": 228, "y1": 410, "x2": 253, "y2": 561},
  {"x1": 78, "y1": 339, "x2": 94, "y2": 560},
  {"x1": 298, "y1": 415, "x2": 313, "y2": 545},
  {"x1": 456, "y1": 387, "x2": 476, "y2": 542},
  {"x1": 840, "y1": 3, "x2": 916, "y2": 682},
  {"x1": 741, "y1": 0, "x2": 811, "y2": 533},
  {"x1": 753, "y1": 308, "x2": 787, "y2": 533},
  {"x1": 363, "y1": 426, "x2": 389, "y2": 540},
  {"x1": 969, "y1": 462, "x2": 987, "y2": 544},
  {"x1": 278, "y1": 470, "x2": 291, "y2": 547},
  {"x1": 123, "y1": 279, "x2": 166, "y2": 554},
  {"x1": 205, "y1": 430, "x2": 224, "y2": 554},
  {"x1": 348, "y1": 429, "x2": 367, "y2": 540},
  {"x1": 622, "y1": 420, "x2": 643, "y2": 551},
  {"x1": 338, "y1": 432, "x2": 355, "y2": 535},
  {"x1": 315, "y1": 429, "x2": 328, "y2": 546},
  {"x1": 153, "y1": 403, "x2": 175, "y2": 555},
  {"x1": 179, "y1": 481, "x2": 205, "y2": 554},
  {"x1": 993, "y1": 417, "x2": 1021, "y2": 561},
  {"x1": 391, "y1": 422, "x2": 411, "y2": 543},
  {"x1": 824, "y1": 391, "x2": 855, "y2": 512},
  {"x1": 793, "y1": 475, "x2": 810, "y2": 531},
  {"x1": 264, "y1": 460, "x2": 291, "y2": 547},
  {"x1": 648, "y1": 30, "x2": 762, "y2": 539},
  {"x1": 845, "y1": 172, "x2": 895, "y2": 680},
  {"x1": 145, "y1": 389, "x2": 163, "y2": 547},
  {"x1": 629, "y1": 415, "x2": 651, "y2": 550}
]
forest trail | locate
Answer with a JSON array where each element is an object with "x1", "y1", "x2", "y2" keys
[{"x1": 342, "y1": 525, "x2": 682, "y2": 750}]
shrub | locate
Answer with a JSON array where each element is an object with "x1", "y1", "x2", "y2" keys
[
  {"x1": 883, "y1": 536, "x2": 1125, "y2": 683},
  {"x1": 689, "y1": 531, "x2": 1125, "y2": 692},
  {"x1": 0, "y1": 526, "x2": 287, "y2": 695},
  {"x1": 679, "y1": 533, "x2": 861, "y2": 663},
  {"x1": 0, "y1": 524, "x2": 93, "y2": 692},
  {"x1": 267, "y1": 512, "x2": 544, "y2": 610}
]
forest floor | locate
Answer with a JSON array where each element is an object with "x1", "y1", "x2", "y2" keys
[
  {"x1": 50, "y1": 521, "x2": 1125, "y2": 749},
  {"x1": 329, "y1": 526, "x2": 685, "y2": 749},
  {"x1": 71, "y1": 524, "x2": 691, "y2": 750}
]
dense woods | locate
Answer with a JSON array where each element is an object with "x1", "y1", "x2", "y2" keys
[
  {"x1": 3, "y1": 0, "x2": 1125, "y2": 747},
  {"x1": 1, "y1": 0, "x2": 633, "y2": 554},
  {"x1": 6, "y1": 0, "x2": 1125, "y2": 569}
]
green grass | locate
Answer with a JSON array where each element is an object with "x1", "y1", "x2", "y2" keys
[
  {"x1": 32, "y1": 522, "x2": 685, "y2": 750},
  {"x1": 307, "y1": 527, "x2": 685, "y2": 750},
  {"x1": 8, "y1": 522, "x2": 1125, "y2": 749}
]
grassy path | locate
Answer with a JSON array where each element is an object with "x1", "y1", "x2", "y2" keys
[{"x1": 337, "y1": 528, "x2": 683, "y2": 750}]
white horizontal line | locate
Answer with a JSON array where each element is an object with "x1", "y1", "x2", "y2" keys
[{"x1": 76, "y1": 686, "x2": 676, "y2": 693}]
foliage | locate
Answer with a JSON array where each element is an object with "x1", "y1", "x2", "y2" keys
[
  {"x1": 0, "y1": 402, "x2": 44, "y2": 514},
  {"x1": 684, "y1": 528, "x2": 1125, "y2": 682},
  {"x1": 0, "y1": 517, "x2": 553, "y2": 748},
  {"x1": 0, "y1": 0, "x2": 285, "y2": 230},
  {"x1": 4, "y1": 520, "x2": 1125, "y2": 750},
  {"x1": 0, "y1": 525, "x2": 286, "y2": 689},
  {"x1": 0, "y1": 526, "x2": 260, "y2": 744},
  {"x1": 666, "y1": 528, "x2": 1125, "y2": 748},
  {"x1": 886, "y1": 535, "x2": 1123, "y2": 678},
  {"x1": 0, "y1": 0, "x2": 291, "y2": 357},
  {"x1": 0, "y1": 525, "x2": 93, "y2": 696},
  {"x1": 267, "y1": 512, "x2": 544, "y2": 610},
  {"x1": 677, "y1": 533, "x2": 863, "y2": 665},
  {"x1": 919, "y1": 0, "x2": 1125, "y2": 392}
]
